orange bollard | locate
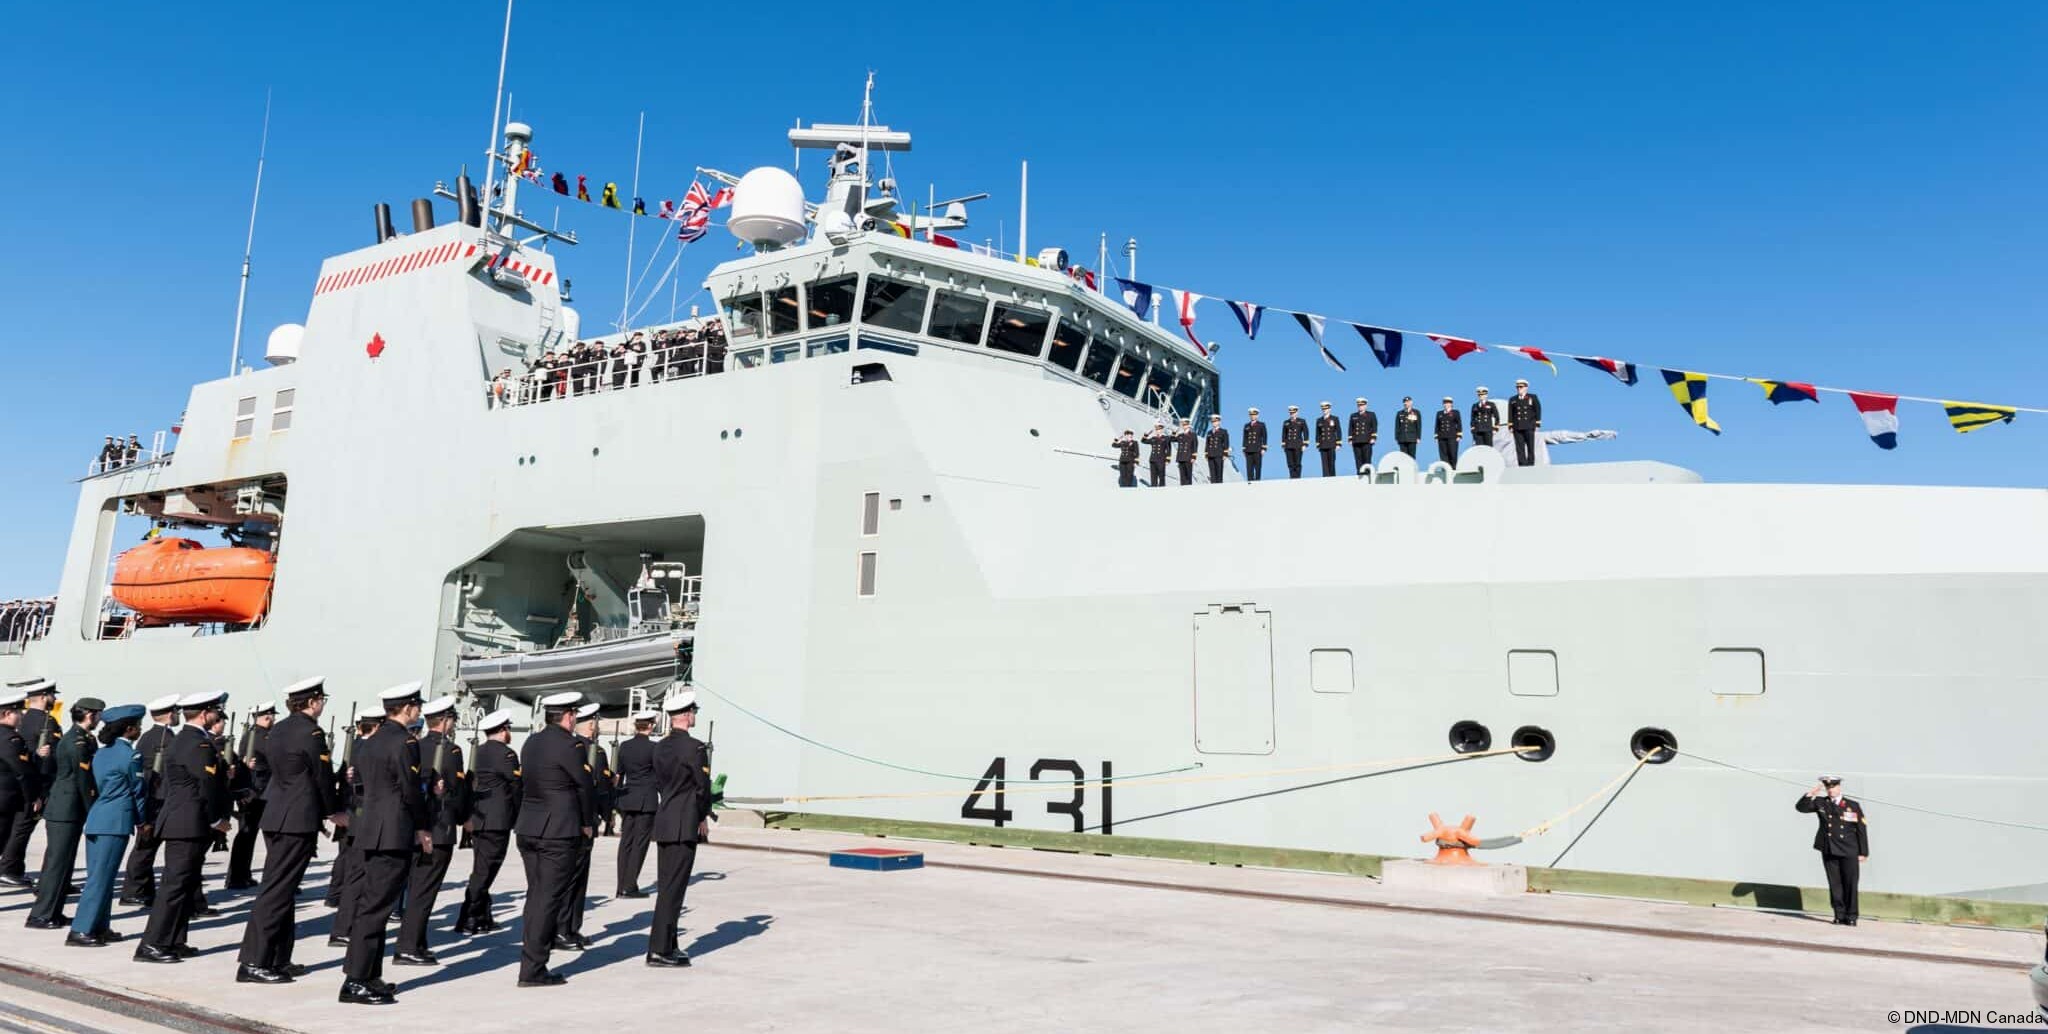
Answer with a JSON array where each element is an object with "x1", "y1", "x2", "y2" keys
[{"x1": 1419, "y1": 812, "x2": 1483, "y2": 866}]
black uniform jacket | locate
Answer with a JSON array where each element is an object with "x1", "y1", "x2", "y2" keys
[
  {"x1": 18, "y1": 710, "x2": 56, "y2": 799},
  {"x1": 1204, "y1": 426, "x2": 1229, "y2": 459},
  {"x1": 651, "y1": 731, "x2": 712, "y2": 845},
  {"x1": 1173, "y1": 430, "x2": 1198, "y2": 463},
  {"x1": 1471, "y1": 401, "x2": 1499, "y2": 435},
  {"x1": 1142, "y1": 429, "x2": 1172, "y2": 464},
  {"x1": 351, "y1": 720, "x2": 430, "y2": 851},
  {"x1": 43, "y1": 724, "x2": 97, "y2": 823},
  {"x1": 155, "y1": 725, "x2": 228, "y2": 840},
  {"x1": 588, "y1": 740, "x2": 616, "y2": 815},
  {"x1": 1312, "y1": 415, "x2": 1340, "y2": 449},
  {"x1": 614, "y1": 735, "x2": 658, "y2": 813},
  {"x1": 1796, "y1": 794, "x2": 1870, "y2": 857},
  {"x1": 0, "y1": 726, "x2": 33, "y2": 813},
  {"x1": 1348, "y1": 410, "x2": 1378, "y2": 444},
  {"x1": 1394, "y1": 409, "x2": 1423, "y2": 444},
  {"x1": 1113, "y1": 438, "x2": 1140, "y2": 466},
  {"x1": 1435, "y1": 409, "x2": 1463, "y2": 439},
  {"x1": 1280, "y1": 417, "x2": 1309, "y2": 450},
  {"x1": 137, "y1": 723, "x2": 174, "y2": 810},
  {"x1": 471, "y1": 740, "x2": 522, "y2": 832},
  {"x1": 1509, "y1": 393, "x2": 1542, "y2": 430},
  {"x1": 246, "y1": 723, "x2": 272, "y2": 798},
  {"x1": 516, "y1": 724, "x2": 594, "y2": 839},
  {"x1": 1242, "y1": 419, "x2": 1267, "y2": 453},
  {"x1": 419, "y1": 730, "x2": 472, "y2": 844},
  {"x1": 259, "y1": 712, "x2": 338, "y2": 834}
]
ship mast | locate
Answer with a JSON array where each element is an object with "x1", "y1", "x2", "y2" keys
[{"x1": 227, "y1": 91, "x2": 271, "y2": 377}]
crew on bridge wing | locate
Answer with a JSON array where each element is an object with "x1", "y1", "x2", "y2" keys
[{"x1": 510, "y1": 319, "x2": 728, "y2": 405}]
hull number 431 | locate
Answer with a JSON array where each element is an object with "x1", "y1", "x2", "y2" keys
[{"x1": 961, "y1": 758, "x2": 1114, "y2": 834}]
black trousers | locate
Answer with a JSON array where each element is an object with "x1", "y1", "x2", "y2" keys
[
  {"x1": 460, "y1": 831, "x2": 509, "y2": 927},
  {"x1": 330, "y1": 837, "x2": 360, "y2": 914},
  {"x1": 516, "y1": 835, "x2": 576, "y2": 982},
  {"x1": 343, "y1": 849, "x2": 408, "y2": 982},
  {"x1": 1473, "y1": 430, "x2": 1494, "y2": 447},
  {"x1": 559, "y1": 834, "x2": 593, "y2": 936},
  {"x1": 1, "y1": 808, "x2": 39, "y2": 879},
  {"x1": 1245, "y1": 452, "x2": 1262, "y2": 481},
  {"x1": 228, "y1": 800, "x2": 264, "y2": 886},
  {"x1": 26, "y1": 819, "x2": 82, "y2": 923},
  {"x1": 1176, "y1": 461, "x2": 1193, "y2": 486},
  {"x1": 1398, "y1": 441, "x2": 1417, "y2": 458},
  {"x1": 1116, "y1": 463, "x2": 1135, "y2": 488},
  {"x1": 1284, "y1": 449, "x2": 1302, "y2": 478},
  {"x1": 396, "y1": 843, "x2": 452, "y2": 954},
  {"x1": 617, "y1": 812, "x2": 654, "y2": 894},
  {"x1": 238, "y1": 831, "x2": 315, "y2": 969},
  {"x1": 1821, "y1": 853, "x2": 1860, "y2": 922},
  {"x1": 1207, "y1": 456, "x2": 1225, "y2": 483},
  {"x1": 1513, "y1": 427, "x2": 1537, "y2": 466},
  {"x1": 122, "y1": 825, "x2": 161, "y2": 902},
  {"x1": 647, "y1": 840, "x2": 698, "y2": 957},
  {"x1": 1437, "y1": 437, "x2": 1458, "y2": 465},
  {"x1": 140, "y1": 837, "x2": 206, "y2": 949},
  {"x1": 1317, "y1": 448, "x2": 1336, "y2": 476},
  {"x1": 1350, "y1": 443, "x2": 1372, "y2": 475},
  {"x1": 1148, "y1": 461, "x2": 1166, "y2": 487}
]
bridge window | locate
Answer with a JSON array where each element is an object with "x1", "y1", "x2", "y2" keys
[
  {"x1": 1110, "y1": 354, "x2": 1148, "y2": 399},
  {"x1": 1144, "y1": 368, "x2": 1178, "y2": 411},
  {"x1": 1080, "y1": 341, "x2": 1118, "y2": 384},
  {"x1": 1047, "y1": 318, "x2": 1087, "y2": 371},
  {"x1": 768, "y1": 286, "x2": 801, "y2": 336},
  {"x1": 726, "y1": 291, "x2": 766, "y2": 343},
  {"x1": 233, "y1": 396, "x2": 257, "y2": 439},
  {"x1": 769, "y1": 342, "x2": 801, "y2": 363},
  {"x1": 806, "y1": 335, "x2": 851, "y2": 357},
  {"x1": 808, "y1": 275, "x2": 857, "y2": 330},
  {"x1": 987, "y1": 303, "x2": 1051, "y2": 357},
  {"x1": 861, "y1": 277, "x2": 928, "y2": 334},
  {"x1": 857, "y1": 551, "x2": 877, "y2": 597},
  {"x1": 929, "y1": 290, "x2": 988, "y2": 345},
  {"x1": 270, "y1": 388, "x2": 295, "y2": 432},
  {"x1": 1171, "y1": 377, "x2": 1201, "y2": 418}
]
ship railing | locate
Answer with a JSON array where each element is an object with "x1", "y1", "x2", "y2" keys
[{"x1": 0, "y1": 598, "x2": 55, "y2": 654}]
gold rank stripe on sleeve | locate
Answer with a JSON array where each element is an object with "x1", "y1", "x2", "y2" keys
[
  {"x1": 320, "y1": 755, "x2": 330, "y2": 761},
  {"x1": 204, "y1": 765, "x2": 218, "y2": 775}
]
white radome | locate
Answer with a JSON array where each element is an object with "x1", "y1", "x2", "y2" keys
[
  {"x1": 265, "y1": 324, "x2": 304, "y2": 366},
  {"x1": 728, "y1": 166, "x2": 807, "y2": 248}
]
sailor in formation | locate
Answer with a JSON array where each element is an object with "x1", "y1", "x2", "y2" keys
[
  {"x1": 1508, "y1": 378, "x2": 1542, "y2": 466},
  {"x1": 69, "y1": 703, "x2": 143, "y2": 947},
  {"x1": 1111, "y1": 430, "x2": 1139, "y2": 488},
  {"x1": 457, "y1": 709, "x2": 520, "y2": 934},
  {"x1": 560, "y1": 703, "x2": 611, "y2": 948},
  {"x1": 1280, "y1": 405, "x2": 1308, "y2": 478},
  {"x1": 1142, "y1": 420, "x2": 1171, "y2": 488},
  {"x1": 1347, "y1": 398, "x2": 1377, "y2": 475},
  {"x1": 1173, "y1": 418, "x2": 1198, "y2": 486},
  {"x1": 337, "y1": 683, "x2": 431, "y2": 1005},
  {"x1": 1393, "y1": 397, "x2": 1422, "y2": 458},
  {"x1": 1203, "y1": 414, "x2": 1230, "y2": 485},
  {"x1": 120, "y1": 695, "x2": 180, "y2": 906},
  {"x1": 1470, "y1": 387, "x2": 1498, "y2": 448},
  {"x1": 0, "y1": 690, "x2": 36, "y2": 897},
  {"x1": 326, "y1": 711, "x2": 385, "y2": 923},
  {"x1": 516, "y1": 691, "x2": 595, "y2": 988},
  {"x1": 1241, "y1": 407, "x2": 1267, "y2": 482},
  {"x1": 1308, "y1": 402, "x2": 1337, "y2": 476},
  {"x1": 645, "y1": 692, "x2": 711, "y2": 968},
  {"x1": 1435, "y1": 396, "x2": 1464, "y2": 466},
  {"x1": 225, "y1": 701, "x2": 276, "y2": 890},
  {"x1": 613, "y1": 711, "x2": 659, "y2": 898},
  {"x1": 1797, "y1": 776, "x2": 1870, "y2": 926},
  {"x1": 134, "y1": 691, "x2": 230, "y2": 964},
  {"x1": 26, "y1": 691, "x2": 100, "y2": 928},
  {"x1": 234, "y1": 677, "x2": 338, "y2": 984},
  {"x1": 0, "y1": 679, "x2": 57, "y2": 888},
  {"x1": 394, "y1": 695, "x2": 469, "y2": 967}
]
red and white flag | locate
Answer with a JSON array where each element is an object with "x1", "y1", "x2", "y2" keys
[
  {"x1": 1429, "y1": 334, "x2": 1484, "y2": 361},
  {"x1": 1169, "y1": 289, "x2": 1208, "y2": 356},
  {"x1": 1501, "y1": 345, "x2": 1557, "y2": 374},
  {"x1": 1850, "y1": 391, "x2": 1899, "y2": 450}
]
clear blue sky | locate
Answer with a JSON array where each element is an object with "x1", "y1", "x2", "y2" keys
[{"x1": 3, "y1": 2, "x2": 2044, "y2": 595}]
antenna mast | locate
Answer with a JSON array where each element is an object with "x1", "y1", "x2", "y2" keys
[
  {"x1": 619, "y1": 110, "x2": 645, "y2": 332},
  {"x1": 227, "y1": 90, "x2": 272, "y2": 377},
  {"x1": 856, "y1": 71, "x2": 874, "y2": 220},
  {"x1": 481, "y1": 0, "x2": 514, "y2": 229}
]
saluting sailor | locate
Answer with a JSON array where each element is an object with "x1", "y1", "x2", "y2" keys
[
  {"x1": 1796, "y1": 776, "x2": 1870, "y2": 926},
  {"x1": 1112, "y1": 430, "x2": 1140, "y2": 488},
  {"x1": 1141, "y1": 420, "x2": 1171, "y2": 488}
]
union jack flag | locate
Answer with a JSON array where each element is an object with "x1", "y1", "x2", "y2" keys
[{"x1": 676, "y1": 180, "x2": 715, "y2": 242}]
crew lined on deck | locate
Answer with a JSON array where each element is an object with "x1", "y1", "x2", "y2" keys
[{"x1": 494, "y1": 319, "x2": 728, "y2": 408}]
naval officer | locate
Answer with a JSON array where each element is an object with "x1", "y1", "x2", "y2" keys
[
  {"x1": 27, "y1": 692, "x2": 101, "y2": 929},
  {"x1": 1241, "y1": 407, "x2": 1267, "y2": 482},
  {"x1": 1508, "y1": 379, "x2": 1542, "y2": 467},
  {"x1": 134, "y1": 691, "x2": 230, "y2": 964},
  {"x1": 225, "y1": 701, "x2": 276, "y2": 890},
  {"x1": 1796, "y1": 776, "x2": 1870, "y2": 926},
  {"x1": 119, "y1": 695, "x2": 181, "y2": 906},
  {"x1": 1470, "y1": 387, "x2": 1499, "y2": 447},
  {"x1": 516, "y1": 691, "x2": 595, "y2": 987},
  {"x1": 327, "y1": 712, "x2": 385, "y2": 929},
  {"x1": 1142, "y1": 420, "x2": 1171, "y2": 488},
  {"x1": 1203, "y1": 414, "x2": 1230, "y2": 484},
  {"x1": 1347, "y1": 398, "x2": 1378, "y2": 475},
  {"x1": 1111, "y1": 430, "x2": 1139, "y2": 488},
  {"x1": 0, "y1": 679, "x2": 57, "y2": 888},
  {"x1": 1435, "y1": 396, "x2": 1464, "y2": 466},
  {"x1": 1313, "y1": 402, "x2": 1341, "y2": 477},
  {"x1": 235, "y1": 676, "x2": 341, "y2": 985},
  {"x1": 394, "y1": 695, "x2": 469, "y2": 967},
  {"x1": 1392, "y1": 398, "x2": 1422, "y2": 458},
  {"x1": 645, "y1": 691, "x2": 712, "y2": 968},
  {"x1": 1280, "y1": 406, "x2": 1308, "y2": 478},
  {"x1": 337, "y1": 683, "x2": 431, "y2": 1005},
  {"x1": 457, "y1": 709, "x2": 520, "y2": 935},
  {"x1": 1173, "y1": 418, "x2": 1198, "y2": 486},
  {"x1": 613, "y1": 712, "x2": 659, "y2": 898},
  {"x1": 0, "y1": 689, "x2": 38, "y2": 897},
  {"x1": 559, "y1": 703, "x2": 611, "y2": 948}
]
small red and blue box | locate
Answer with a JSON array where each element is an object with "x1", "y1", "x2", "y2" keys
[{"x1": 829, "y1": 846, "x2": 925, "y2": 872}]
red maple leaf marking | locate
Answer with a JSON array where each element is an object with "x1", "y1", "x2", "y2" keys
[{"x1": 366, "y1": 333, "x2": 386, "y2": 360}]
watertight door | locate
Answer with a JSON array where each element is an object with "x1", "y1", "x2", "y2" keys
[{"x1": 1192, "y1": 604, "x2": 1275, "y2": 755}]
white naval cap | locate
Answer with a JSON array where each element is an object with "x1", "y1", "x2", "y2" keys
[
  {"x1": 178, "y1": 690, "x2": 227, "y2": 709},
  {"x1": 575, "y1": 702, "x2": 602, "y2": 720},
  {"x1": 631, "y1": 711, "x2": 659, "y2": 723},
  {"x1": 539, "y1": 691, "x2": 582, "y2": 712},
  {"x1": 1355, "y1": 397, "x2": 1367, "y2": 404},
  {"x1": 0, "y1": 689, "x2": 25, "y2": 709},
  {"x1": 13, "y1": 678, "x2": 55, "y2": 696},
  {"x1": 250, "y1": 701, "x2": 277, "y2": 716},
  {"x1": 420, "y1": 696, "x2": 457, "y2": 718},
  {"x1": 379, "y1": 681, "x2": 424, "y2": 705},
  {"x1": 1515, "y1": 378, "x2": 1529, "y2": 386},
  {"x1": 478, "y1": 709, "x2": 516, "y2": 732},
  {"x1": 282, "y1": 675, "x2": 325, "y2": 699},
  {"x1": 146, "y1": 694, "x2": 182, "y2": 714},
  {"x1": 1476, "y1": 386, "x2": 1490, "y2": 393},
  {"x1": 663, "y1": 691, "x2": 698, "y2": 714}
]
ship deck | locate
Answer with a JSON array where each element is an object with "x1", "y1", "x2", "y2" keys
[{"x1": 0, "y1": 826, "x2": 2035, "y2": 1032}]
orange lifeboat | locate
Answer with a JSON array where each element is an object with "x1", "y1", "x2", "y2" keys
[{"x1": 111, "y1": 537, "x2": 275, "y2": 624}]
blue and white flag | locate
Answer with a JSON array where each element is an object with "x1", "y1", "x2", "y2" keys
[
  {"x1": 1291, "y1": 312, "x2": 1344, "y2": 371},
  {"x1": 1114, "y1": 278, "x2": 1155, "y2": 322},
  {"x1": 1225, "y1": 299, "x2": 1264, "y2": 339},
  {"x1": 1349, "y1": 323, "x2": 1403, "y2": 369}
]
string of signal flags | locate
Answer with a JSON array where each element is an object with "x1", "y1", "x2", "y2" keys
[
  {"x1": 1106, "y1": 274, "x2": 2034, "y2": 451},
  {"x1": 504, "y1": 150, "x2": 732, "y2": 242}
]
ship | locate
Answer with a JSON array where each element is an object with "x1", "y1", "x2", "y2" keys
[{"x1": 5, "y1": 82, "x2": 2045, "y2": 906}]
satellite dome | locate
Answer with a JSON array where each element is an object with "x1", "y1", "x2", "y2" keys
[
  {"x1": 504, "y1": 121, "x2": 533, "y2": 144},
  {"x1": 265, "y1": 323, "x2": 304, "y2": 366},
  {"x1": 728, "y1": 166, "x2": 807, "y2": 249}
]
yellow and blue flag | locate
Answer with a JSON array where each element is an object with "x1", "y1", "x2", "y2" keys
[
  {"x1": 1660, "y1": 369, "x2": 1721, "y2": 435},
  {"x1": 1749, "y1": 378, "x2": 1818, "y2": 405},
  {"x1": 1943, "y1": 401, "x2": 2016, "y2": 433}
]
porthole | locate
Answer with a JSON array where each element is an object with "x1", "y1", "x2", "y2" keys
[
  {"x1": 734, "y1": 428, "x2": 744, "y2": 439},
  {"x1": 591, "y1": 447, "x2": 600, "y2": 456},
  {"x1": 720, "y1": 430, "x2": 729, "y2": 440},
  {"x1": 1029, "y1": 428, "x2": 1040, "y2": 437},
  {"x1": 1448, "y1": 721, "x2": 1492, "y2": 754},
  {"x1": 1630, "y1": 727, "x2": 1677, "y2": 763},
  {"x1": 1511, "y1": 725, "x2": 1555, "y2": 763}
]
